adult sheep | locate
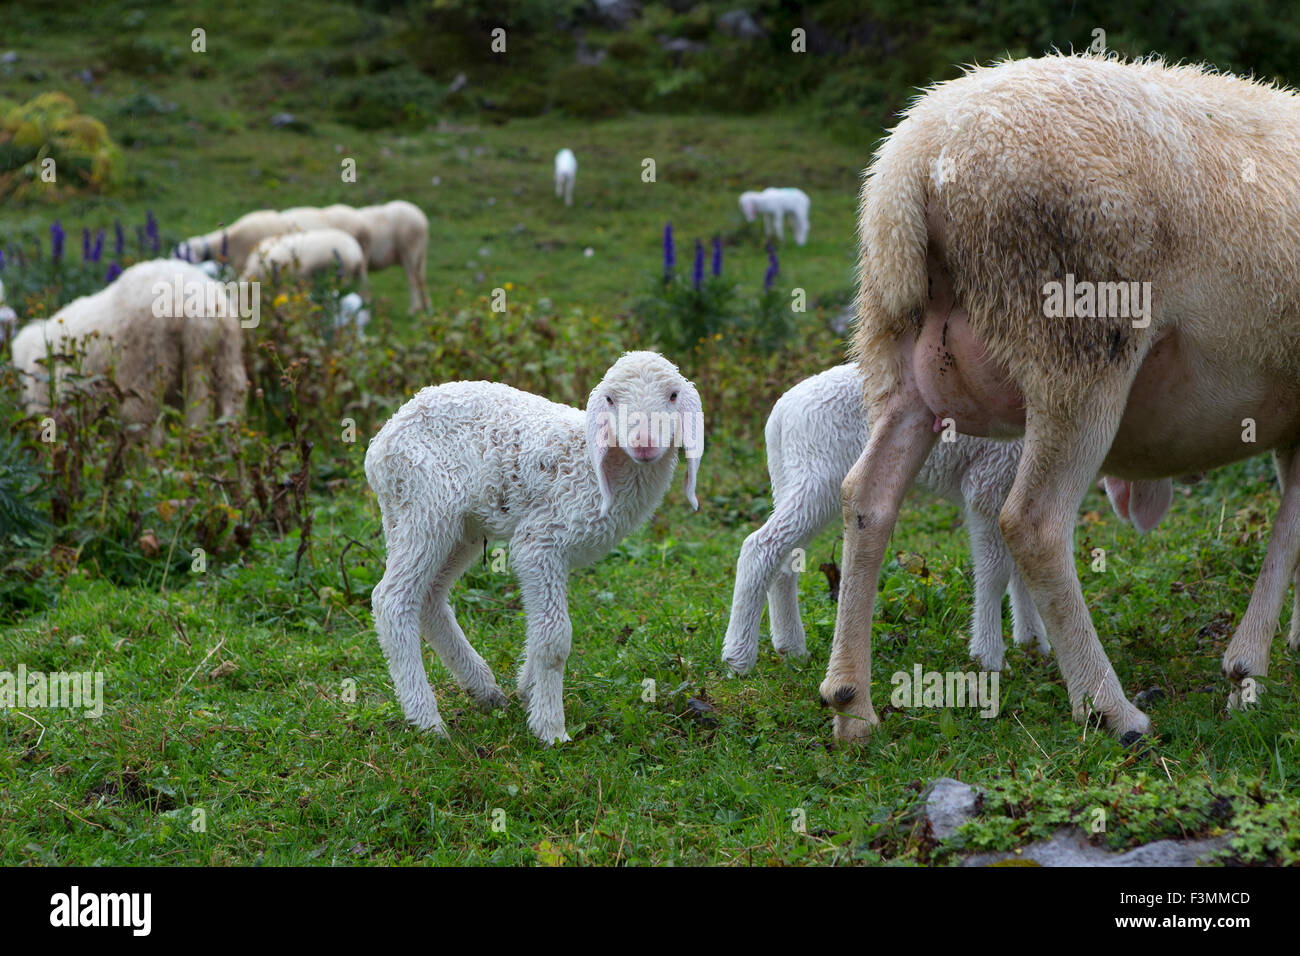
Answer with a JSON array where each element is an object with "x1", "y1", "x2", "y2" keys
[
  {"x1": 355, "y1": 200, "x2": 430, "y2": 314},
  {"x1": 823, "y1": 52, "x2": 1300, "y2": 742},
  {"x1": 10, "y1": 260, "x2": 247, "y2": 434},
  {"x1": 177, "y1": 209, "x2": 290, "y2": 273},
  {"x1": 282, "y1": 205, "x2": 374, "y2": 262}
]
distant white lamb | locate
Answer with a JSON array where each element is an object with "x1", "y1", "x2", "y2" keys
[
  {"x1": 282, "y1": 205, "x2": 374, "y2": 263},
  {"x1": 365, "y1": 351, "x2": 703, "y2": 744},
  {"x1": 355, "y1": 200, "x2": 430, "y2": 314},
  {"x1": 722, "y1": 364, "x2": 1048, "y2": 676},
  {"x1": 554, "y1": 148, "x2": 577, "y2": 207},
  {"x1": 241, "y1": 227, "x2": 367, "y2": 286},
  {"x1": 739, "y1": 187, "x2": 811, "y2": 245},
  {"x1": 10, "y1": 260, "x2": 247, "y2": 433}
]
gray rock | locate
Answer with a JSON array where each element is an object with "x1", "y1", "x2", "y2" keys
[
  {"x1": 718, "y1": 9, "x2": 765, "y2": 39},
  {"x1": 962, "y1": 827, "x2": 1230, "y2": 867},
  {"x1": 924, "y1": 777, "x2": 979, "y2": 839},
  {"x1": 448, "y1": 72, "x2": 468, "y2": 94},
  {"x1": 659, "y1": 36, "x2": 708, "y2": 55},
  {"x1": 592, "y1": 0, "x2": 640, "y2": 27}
]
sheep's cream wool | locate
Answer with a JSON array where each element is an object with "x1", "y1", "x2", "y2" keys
[{"x1": 365, "y1": 351, "x2": 703, "y2": 744}]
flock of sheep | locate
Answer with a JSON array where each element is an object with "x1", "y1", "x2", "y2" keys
[{"x1": 11, "y1": 51, "x2": 1300, "y2": 752}]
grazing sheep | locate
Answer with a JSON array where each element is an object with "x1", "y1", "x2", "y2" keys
[
  {"x1": 824, "y1": 52, "x2": 1300, "y2": 742},
  {"x1": 723, "y1": 365, "x2": 1047, "y2": 676},
  {"x1": 554, "y1": 148, "x2": 577, "y2": 207},
  {"x1": 365, "y1": 351, "x2": 704, "y2": 743},
  {"x1": 10, "y1": 260, "x2": 246, "y2": 432},
  {"x1": 355, "y1": 200, "x2": 430, "y2": 314},
  {"x1": 739, "y1": 187, "x2": 811, "y2": 245},
  {"x1": 177, "y1": 209, "x2": 289, "y2": 273},
  {"x1": 241, "y1": 227, "x2": 367, "y2": 286}
]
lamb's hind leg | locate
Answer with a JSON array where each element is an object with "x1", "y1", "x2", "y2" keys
[
  {"x1": 1224, "y1": 442, "x2": 1300, "y2": 705},
  {"x1": 999, "y1": 397, "x2": 1150, "y2": 738},
  {"x1": 965, "y1": 503, "x2": 1014, "y2": 672},
  {"x1": 820, "y1": 387, "x2": 935, "y2": 740},
  {"x1": 1009, "y1": 564, "x2": 1050, "y2": 655},
  {"x1": 372, "y1": 534, "x2": 449, "y2": 734},
  {"x1": 420, "y1": 537, "x2": 507, "y2": 712}
]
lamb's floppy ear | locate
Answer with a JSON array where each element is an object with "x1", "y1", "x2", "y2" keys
[
  {"x1": 676, "y1": 379, "x2": 704, "y2": 511},
  {"x1": 585, "y1": 389, "x2": 616, "y2": 518}
]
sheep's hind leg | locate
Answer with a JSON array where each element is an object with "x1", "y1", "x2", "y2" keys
[
  {"x1": 1009, "y1": 564, "x2": 1050, "y2": 655},
  {"x1": 998, "y1": 396, "x2": 1150, "y2": 739},
  {"x1": 512, "y1": 549, "x2": 573, "y2": 745},
  {"x1": 1224, "y1": 442, "x2": 1300, "y2": 706},
  {"x1": 820, "y1": 388, "x2": 935, "y2": 741},
  {"x1": 372, "y1": 537, "x2": 448, "y2": 734},
  {"x1": 420, "y1": 537, "x2": 507, "y2": 712}
]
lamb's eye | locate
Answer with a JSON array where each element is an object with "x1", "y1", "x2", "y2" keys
[
  {"x1": 605, "y1": 395, "x2": 614, "y2": 406},
  {"x1": 669, "y1": 391, "x2": 678, "y2": 401}
]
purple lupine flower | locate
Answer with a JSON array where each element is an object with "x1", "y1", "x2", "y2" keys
[
  {"x1": 105, "y1": 261, "x2": 123, "y2": 284},
  {"x1": 81, "y1": 227, "x2": 91, "y2": 262},
  {"x1": 49, "y1": 221, "x2": 64, "y2": 263},
  {"x1": 692, "y1": 239, "x2": 704, "y2": 290},
  {"x1": 662, "y1": 222, "x2": 675, "y2": 280},
  {"x1": 114, "y1": 219, "x2": 125, "y2": 257},
  {"x1": 90, "y1": 229, "x2": 104, "y2": 264},
  {"x1": 0, "y1": 249, "x2": 5, "y2": 271},
  {"x1": 763, "y1": 242, "x2": 779, "y2": 292},
  {"x1": 711, "y1": 236, "x2": 722, "y2": 278},
  {"x1": 145, "y1": 210, "x2": 159, "y2": 253}
]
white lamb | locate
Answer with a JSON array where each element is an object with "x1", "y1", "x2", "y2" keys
[
  {"x1": 354, "y1": 200, "x2": 430, "y2": 314},
  {"x1": 365, "y1": 351, "x2": 704, "y2": 744},
  {"x1": 282, "y1": 205, "x2": 374, "y2": 262},
  {"x1": 10, "y1": 260, "x2": 247, "y2": 432},
  {"x1": 722, "y1": 364, "x2": 1048, "y2": 676},
  {"x1": 739, "y1": 187, "x2": 811, "y2": 245},
  {"x1": 241, "y1": 227, "x2": 367, "y2": 286},
  {"x1": 554, "y1": 148, "x2": 577, "y2": 207}
]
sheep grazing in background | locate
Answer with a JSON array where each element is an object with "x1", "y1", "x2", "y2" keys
[
  {"x1": 176, "y1": 209, "x2": 289, "y2": 273},
  {"x1": 10, "y1": 260, "x2": 247, "y2": 434},
  {"x1": 365, "y1": 351, "x2": 704, "y2": 744},
  {"x1": 354, "y1": 200, "x2": 430, "y2": 314},
  {"x1": 282, "y1": 204, "x2": 374, "y2": 263},
  {"x1": 723, "y1": 365, "x2": 1048, "y2": 676},
  {"x1": 554, "y1": 148, "x2": 577, "y2": 207},
  {"x1": 739, "y1": 187, "x2": 811, "y2": 245},
  {"x1": 825, "y1": 53, "x2": 1300, "y2": 743},
  {"x1": 241, "y1": 227, "x2": 367, "y2": 286}
]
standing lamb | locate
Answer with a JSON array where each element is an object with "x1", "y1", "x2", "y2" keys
[
  {"x1": 824, "y1": 52, "x2": 1300, "y2": 743},
  {"x1": 355, "y1": 200, "x2": 430, "y2": 314},
  {"x1": 282, "y1": 205, "x2": 374, "y2": 262},
  {"x1": 10, "y1": 260, "x2": 246, "y2": 433},
  {"x1": 739, "y1": 187, "x2": 811, "y2": 245},
  {"x1": 723, "y1": 365, "x2": 1047, "y2": 676},
  {"x1": 241, "y1": 227, "x2": 367, "y2": 286},
  {"x1": 554, "y1": 148, "x2": 577, "y2": 207},
  {"x1": 365, "y1": 351, "x2": 703, "y2": 744}
]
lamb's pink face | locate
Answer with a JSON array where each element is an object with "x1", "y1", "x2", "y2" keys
[{"x1": 599, "y1": 372, "x2": 684, "y2": 465}]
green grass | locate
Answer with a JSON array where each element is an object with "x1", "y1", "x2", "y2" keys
[{"x1": 1, "y1": 2, "x2": 1298, "y2": 866}]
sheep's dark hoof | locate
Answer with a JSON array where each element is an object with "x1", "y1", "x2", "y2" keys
[{"x1": 1119, "y1": 730, "x2": 1145, "y2": 749}]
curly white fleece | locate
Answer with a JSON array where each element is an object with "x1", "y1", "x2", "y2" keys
[
  {"x1": 365, "y1": 350, "x2": 703, "y2": 744},
  {"x1": 722, "y1": 364, "x2": 1049, "y2": 675}
]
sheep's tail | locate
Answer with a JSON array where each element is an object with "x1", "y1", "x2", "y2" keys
[{"x1": 848, "y1": 121, "x2": 931, "y2": 416}]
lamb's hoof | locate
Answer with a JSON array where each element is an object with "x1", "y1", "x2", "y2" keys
[
  {"x1": 831, "y1": 709, "x2": 879, "y2": 743},
  {"x1": 535, "y1": 729, "x2": 571, "y2": 747},
  {"x1": 471, "y1": 685, "x2": 509, "y2": 712},
  {"x1": 971, "y1": 648, "x2": 1004, "y2": 673},
  {"x1": 1226, "y1": 677, "x2": 1262, "y2": 711},
  {"x1": 721, "y1": 643, "x2": 758, "y2": 677},
  {"x1": 772, "y1": 641, "x2": 809, "y2": 662}
]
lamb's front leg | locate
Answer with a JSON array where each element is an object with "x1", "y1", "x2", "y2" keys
[
  {"x1": 964, "y1": 503, "x2": 1014, "y2": 672},
  {"x1": 820, "y1": 389, "x2": 935, "y2": 741},
  {"x1": 1224, "y1": 441, "x2": 1300, "y2": 706},
  {"x1": 513, "y1": 552, "x2": 573, "y2": 745}
]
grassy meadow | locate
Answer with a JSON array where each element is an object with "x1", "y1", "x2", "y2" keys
[{"x1": 0, "y1": 2, "x2": 1297, "y2": 866}]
